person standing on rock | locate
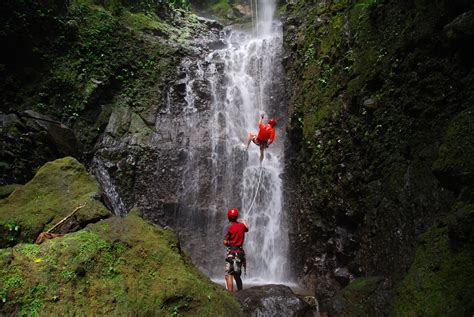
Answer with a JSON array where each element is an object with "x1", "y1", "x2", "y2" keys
[
  {"x1": 224, "y1": 208, "x2": 249, "y2": 292},
  {"x1": 246, "y1": 114, "x2": 277, "y2": 161}
]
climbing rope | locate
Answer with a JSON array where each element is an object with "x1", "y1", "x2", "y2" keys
[
  {"x1": 246, "y1": 163, "x2": 264, "y2": 214},
  {"x1": 255, "y1": 0, "x2": 259, "y2": 36},
  {"x1": 250, "y1": 0, "x2": 254, "y2": 31}
]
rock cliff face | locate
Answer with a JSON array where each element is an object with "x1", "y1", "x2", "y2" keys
[
  {"x1": 0, "y1": 0, "x2": 203, "y2": 185},
  {"x1": 281, "y1": 0, "x2": 474, "y2": 314}
]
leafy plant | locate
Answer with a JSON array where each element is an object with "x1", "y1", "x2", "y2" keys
[
  {"x1": 356, "y1": 0, "x2": 383, "y2": 9},
  {"x1": 0, "y1": 288, "x2": 6, "y2": 303},
  {"x1": 5, "y1": 223, "x2": 20, "y2": 245}
]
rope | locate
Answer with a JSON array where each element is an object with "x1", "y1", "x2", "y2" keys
[
  {"x1": 250, "y1": 0, "x2": 254, "y2": 31},
  {"x1": 246, "y1": 163, "x2": 264, "y2": 214},
  {"x1": 255, "y1": 0, "x2": 259, "y2": 36}
]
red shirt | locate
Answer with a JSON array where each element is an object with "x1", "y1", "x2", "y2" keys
[
  {"x1": 225, "y1": 222, "x2": 248, "y2": 247},
  {"x1": 257, "y1": 122, "x2": 275, "y2": 142}
]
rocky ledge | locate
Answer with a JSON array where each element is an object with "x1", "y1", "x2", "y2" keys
[{"x1": 234, "y1": 284, "x2": 315, "y2": 317}]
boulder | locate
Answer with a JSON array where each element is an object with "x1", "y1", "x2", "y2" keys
[
  {"x1": 394, "y1": 218, "x2": 474, "y2": 316},
  {"x1": 444, "y1": 10, "x2": 474, "y2": 40},
  {"x1": 324, "y1": 276, "x2": 391, "y2": 316},
  {"x1": 0, "y1": 184, "x2": 22, "y2": 199},
  {"x1": 0, "y1": 157, "x2": 111, "y2": 248},
  {"x1": 234, "y1": 284, "x2": 314, "y2": 316},
  {"x1": 432, "y1": 110, "x2": 474, "y2": 190},
  {"x1": 23, "y1": 110, "x2": 78, "y2": 156},
  {"x1": 0, "y1": 111, "x2": 79, "y2": 184},
  {"x1": 0, "y1": 211, "x2": 244, "y2": 316}
]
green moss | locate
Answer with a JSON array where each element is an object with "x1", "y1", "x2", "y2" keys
[
  {"x1": 0, "y1": 157, "x2": 111, "y2": 247},
  {"x1": 121, "y1": 10, "x2": 163, "y2": 30},
  {"x1": 0, "y1": 184, "x2": 22, "y2": 199},
  {"x1": 432, "y1": 110, "x2": 474, "y2": 188},
  {"x1": 329, "y1": 276, "x2": 386, "y2": 315},
  {"x1": 394, "y1": 223, "x2": 474, "y2": 316},
  {"x1": 0, "y1": 212, "x2": 243, "y2": 316},
  {"x1": 211, "y1": 0, "x2": 230, "y2": 16}
]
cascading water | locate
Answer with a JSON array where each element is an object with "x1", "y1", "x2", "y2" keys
[{"x1": 176, "y1": 0, "x2": 291, "y2": 284}]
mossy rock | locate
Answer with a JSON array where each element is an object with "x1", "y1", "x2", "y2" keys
[
  {"x1": 326, "y1": 276, "x2": 390, "y2": 316},
  {"x1": 0, "y1": 211, "x2": 243, "y2": 316},
  {"x1": 0, "y1": 157, "x2": 111, "y2": 248},
  {"x1": 394, "y1": 221, "x2": 474, "y2": 316},
  {"x1": 432, "y1": 110, "x2": 474, "y2": 190},
  {"x1": 0, "y1": 184, "x2": 22, "y2": 199}
]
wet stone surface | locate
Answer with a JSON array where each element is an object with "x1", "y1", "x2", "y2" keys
[{"x1": 234, "y1": 284, "x2": 315, "y2": 317}]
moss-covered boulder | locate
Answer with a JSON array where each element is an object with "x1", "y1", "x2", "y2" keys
[
  {"x1": 0, "y1": 157, "x2": 111, "y2": 248},
  {"x1": 0, "y1": 211, "x2": 243, "y2": 316},
  {"x1": 0, "y1": 184, "x2": 22, "y2": 199},
  {"x1": 433, "y1": 110, "x2": 474, "y2": 190},
  {"x1": 325, "y1": 276, "x2": 391, "y2": 316},
  {"x1": 394, "y1": 212, "x2": 474, "y2": 316}
]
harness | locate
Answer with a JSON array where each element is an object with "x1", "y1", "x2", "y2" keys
[
  {"x1": 227, "y1": 246, "x2": 244, "y2": 251},
  {"x1": 252, "y1": 137, "x2": 269, "y2": 148},
  {"x1": 226, "y1": 246, "x2": 247, "y2": 275}
]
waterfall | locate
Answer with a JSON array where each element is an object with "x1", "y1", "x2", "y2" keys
[{"x1": 176, "y1": 0, "x2": 291, "y2": 284}]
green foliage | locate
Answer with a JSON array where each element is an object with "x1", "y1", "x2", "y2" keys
[
  {"x1": 0, "y1": 0, "x2": 192, "y2": 153},
  {"x1": 355, "y1": 0, "x2": 384, "y2": 9},
  {"x1": 211, "y1": 0, "x2": 230, "y2": 16}
]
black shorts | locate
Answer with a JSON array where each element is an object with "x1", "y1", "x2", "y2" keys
[
  {"x1": 225, "y1": 250, "x2": 246, "y2": 276},
  {"x1": 252, "y1": 137, "x2": 268, "y2": 148}
]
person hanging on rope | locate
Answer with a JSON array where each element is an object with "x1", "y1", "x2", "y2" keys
[
  {"x1": 224, "y1": 208, "x2": 248, "y2": 292},
  {"x1": 246, "y1": 114, "x2": 277, "y2": 161}
]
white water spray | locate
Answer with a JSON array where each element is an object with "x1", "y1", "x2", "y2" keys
[{"x1": 178, "y1": 0, "x2": 291, "y2": 284}]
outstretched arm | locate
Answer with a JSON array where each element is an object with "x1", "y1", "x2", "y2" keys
[
  {"x1": 258, "y1": 113, "x2": 264, "y2": 125},
  {"x1": 239, "y1": 219, "x2": 249, "y2": 231}
]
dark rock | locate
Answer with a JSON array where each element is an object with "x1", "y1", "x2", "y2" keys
[
  {"x1": 208, "y1": 39, "x2": 227, "y2": 50},
  {"x1": 23, "y1": 110, "x2": 79, "y2": 157},
  {"x1": 362, "y1": 98, "x2": 378, "y2": 109},
  {"x1": 234, "y1": 284, "x2": 314, "y2": 317},
  {"x1": 333, "y1": 267, "x2": 352, "y2": 287},
  {"x1": 196, "y1": 17, "x2": 223, "y2": 30},
  {"x1": 447, "y1": 203, "x2": 474, "y2": 248},
  {"x1": 432, "y1": 110, "x2": 474, "y2": 190},
  {"x1": 0, "y1": 111, "x2": 79, "y2": 184},
  {"x1": 444, "y1": 10, "x2": 474, "y2": 40}
]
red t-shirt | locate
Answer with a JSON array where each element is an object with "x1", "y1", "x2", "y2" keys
[
  {"x1": 257, "y1": 122, "x2": 276, "y2": 142},
  {"x1": 225, "y1": 222, "x2": 248, "y2": 247}
]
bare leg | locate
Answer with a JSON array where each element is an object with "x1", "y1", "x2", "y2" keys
[
  {"x1": 259, "y1": 146, "x2": 264, "y2": 161},
  {"x1": 246, "y1": 133, "x2": 255, "y2": 151},
  {"x1": 225, "y1": 274, "x2": 234, "y2": 292},
  {"x1": 234, "y1": 275, "x2": 243, "y2": 291},
  {"x1": 246, "y1": 136, "x2": 252, "y2": 151}
]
